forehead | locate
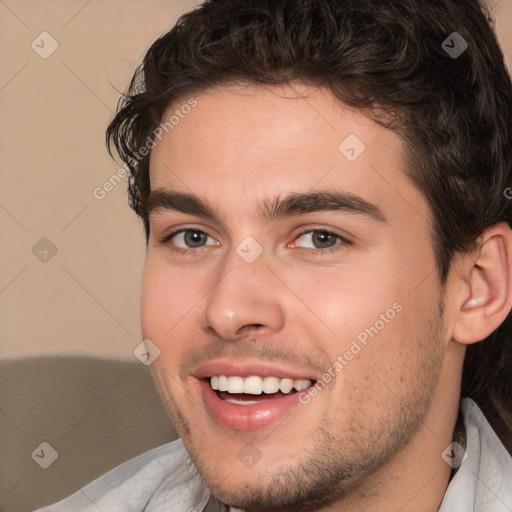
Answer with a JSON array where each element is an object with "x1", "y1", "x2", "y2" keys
[{"x1": 148, "y1": 84, "x2": 429, "y2": 224}]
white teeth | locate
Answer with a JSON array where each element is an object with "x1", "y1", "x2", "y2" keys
[
  {"x1": 226, "y1": 376, "x2": 244, "y2": 393},
  {"x1": 217, "y1": 375, "x2": 228, "y2": 391},
  {"x1": 244, "y1": 376, "x2": 263, "y2": 395},
  {"x1": 209, "y1": 375, "x2": 313, "y2": 395},
  {"x1": 225, "y1": 398, "x2": 259, "y2": 405},
  {"x1": 294, "y1": 379, "x2": 311, "y2": 391},
  {"x1": 279, "y1": 378, "x2": 294, "y2": 393},
  {"x1": 294, "y1": 379, "x2": 312, "y2": 392},
  {"x1": 262, "y1": 376, "x2": 280, "y2": 393}
]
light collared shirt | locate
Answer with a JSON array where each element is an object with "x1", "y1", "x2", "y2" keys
[{"x1": 35, "y1": 398, "x2": 512, "y2": 512}]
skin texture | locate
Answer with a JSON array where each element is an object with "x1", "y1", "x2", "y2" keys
[{"x1": 141, "y1": 84, "x2": 482, "y2": 511}]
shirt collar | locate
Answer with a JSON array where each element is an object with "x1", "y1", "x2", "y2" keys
[{"x1": 438, "y1": 398, "x2": 512, "y2": 511}]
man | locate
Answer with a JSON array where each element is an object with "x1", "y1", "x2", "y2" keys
[{"x1": 36, "y1": 0, "x2": 512, "y2": 510}]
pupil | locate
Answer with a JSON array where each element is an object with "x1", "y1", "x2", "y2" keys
[
  {"x1": 185, "y1": 231, "x2": 206, "y2": 247},
  {"x1": 313, "y1": 231, "x2": 336, "y2": 248}
]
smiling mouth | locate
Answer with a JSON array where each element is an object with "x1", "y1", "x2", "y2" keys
[{"x1": 208, "y1": 375, "x2": 314, "y2": 405}]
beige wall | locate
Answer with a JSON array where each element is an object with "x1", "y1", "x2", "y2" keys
[
  {"x1": 1, "y1": 0, "x2": 511, "y2": 358},
  {"x1": 0, "y1": 0, "x2": 200, "y2": 358}
]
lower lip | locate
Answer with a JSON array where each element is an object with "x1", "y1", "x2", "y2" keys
[{"x1": 198, "y1": 379, "x2": 303, "y2": 431}]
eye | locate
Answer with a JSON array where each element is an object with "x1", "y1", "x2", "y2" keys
[
  {"x1": 292, "y1": 230, "x2": 346, "y2": 250},
  {"x1": 166, "y1": 229, "x2": 219, "y2": 249}
]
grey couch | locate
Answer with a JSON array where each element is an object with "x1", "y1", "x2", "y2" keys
[{"x1": 0, "y1": 354, "x2": 179, "y2": 512}]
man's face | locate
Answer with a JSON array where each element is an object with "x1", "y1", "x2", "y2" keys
[{"x1": 142, "y1": 84, "x2": 449, "y2": 510}]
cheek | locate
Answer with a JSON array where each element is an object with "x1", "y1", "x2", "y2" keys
[
  {"x1": 280, "y1": 261, "x2": 404, "y2": 352},
  {"x1": 281, "y1": 244, "x2": 437, "y2": 368},
  {"x1": 140, "y1": 255, "x2": 205, "y2": 360}
]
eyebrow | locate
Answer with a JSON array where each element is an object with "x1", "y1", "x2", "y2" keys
[
  {"x1": 147, "y1": 189, "x2": 387, "y2": 224},
  {"x1": 261, "y1": 191, "x2": 387, "y2": 224},
  {"x1": 148, "y1": 189, "x2": 221, "y2": 222}
]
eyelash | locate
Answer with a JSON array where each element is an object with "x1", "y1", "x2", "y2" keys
[
  {"x1": 159, "y1": 228, "x2": 212, "y2": 256},
  {"x1": 292, "y1": 230, "x2": 352, "y2": 255},
  {"x1": 159, "y1": 228, "x2": 352, "y2": 255}
]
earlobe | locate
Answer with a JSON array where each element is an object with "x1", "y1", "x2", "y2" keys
[{"x1": 453, "y1": 223, "x2": 512, "y2": 345}]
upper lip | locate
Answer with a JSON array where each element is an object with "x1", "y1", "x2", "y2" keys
[{"x1": 192, "y1": 360, "x2": 319, "y2": 381}]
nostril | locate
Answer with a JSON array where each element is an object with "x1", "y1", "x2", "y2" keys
[{"x1": 235, "y1": 324, "x2": 265, "y2": 337}]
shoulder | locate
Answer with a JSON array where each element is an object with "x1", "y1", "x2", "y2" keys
[{"x1": 33, "y1": 439, "x2": 212, "y2": 512}]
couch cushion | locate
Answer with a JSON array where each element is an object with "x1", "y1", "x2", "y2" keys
[{"x1": 0, "y1": 354, "x2": 178, "y2": 512}]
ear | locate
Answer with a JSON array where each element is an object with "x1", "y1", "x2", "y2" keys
[{"x1": 452, "y1": 222, "x2": 512, "y2": 345}]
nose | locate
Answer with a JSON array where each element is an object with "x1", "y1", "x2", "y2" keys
[{"x1": 200, "y1": 251, "x2": 285, "y2": 340}]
